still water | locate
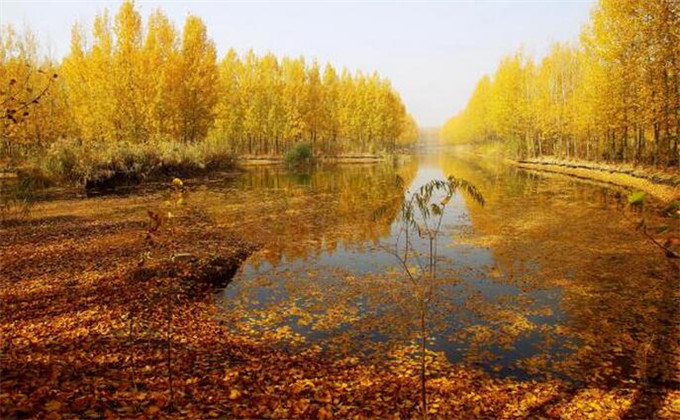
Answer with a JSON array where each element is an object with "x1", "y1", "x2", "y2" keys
[{"x1": 214, "y1": 149, "x2": 678, "y2": 386}]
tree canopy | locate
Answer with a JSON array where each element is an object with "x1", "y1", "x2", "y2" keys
[
  {"x1": 1, "y1": 0, "x2": 417, "y2": 160},
  {"x1": 442, "y1": 0, "x2": 680, "y2": 168}
]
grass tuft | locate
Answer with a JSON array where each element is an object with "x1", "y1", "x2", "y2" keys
[{"x1": 20, "y1": 138, "x2": 236, "y2": 190}]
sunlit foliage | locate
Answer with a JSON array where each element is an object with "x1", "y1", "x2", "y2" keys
[
  {"x1": 1, "y1": 0, "x2": 417, "y2": 169},
  {"x1": 0, "y1": 27, "x2": 66, "y2": 158},
  {"x1": 211, "y1": 51, "x2": 417, "y2": 155},
  {"x1": 442, "y1": 0, "x2": 680, "y2": 168}
]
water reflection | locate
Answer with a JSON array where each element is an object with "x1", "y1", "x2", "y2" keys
[
  {"x1": 218, "y1": 152, "x2": 680, "y2": 387},
  {"x1": 440, "y1": 154, "x2": 679, "y2": 386},
  {"x1": 185, "y1": 160, "x2": 417, "y2": 266}
]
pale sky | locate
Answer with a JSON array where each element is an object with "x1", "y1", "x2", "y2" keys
[{"x1": 1, "y1": 0, "x2": 594, "y2": 127}]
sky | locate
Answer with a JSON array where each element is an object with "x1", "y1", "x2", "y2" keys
[{"x1": 1, "y1": 0, "x2": 595, "y2": 127}]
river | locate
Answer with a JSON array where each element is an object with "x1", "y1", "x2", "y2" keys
[
  {"x1": 210, "y1": 148, "x2": 680, "y2": 387},
  {"x1": 7, "y1": 147, "x2": 678, "y2": 387}
]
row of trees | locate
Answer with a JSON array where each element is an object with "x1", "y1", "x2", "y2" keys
[
  {"x1": 1, "y1": 1, "x2": 417, "y2": 160},
  {"x1": 213, "y1": 51, "x2": 417, "y2": 155},
  {"x1": 442, "y1": 0, "x2": 680, "y2": 168}
]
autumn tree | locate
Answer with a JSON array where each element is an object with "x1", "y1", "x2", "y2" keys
[
  {"x1": 113, "y1": 0, "x2": 146, "y2": 142},
  {"x1": 142, "y1": 10, "x2": 179, "y2": 142},
  {"x1": 3, "y1": 0, "x2": 417, "y2": 165},
  {"x1": 176, "y1": 15, "x2": 218, "y2": 143},
  {"x1": 443, "y1": 0, "x2": 680, "y2": 169},
  {"x1": 1, "y1": 25, "x2": 66, "y2": 157}
]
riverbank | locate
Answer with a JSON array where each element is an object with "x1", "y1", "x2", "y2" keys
[
  {"x1": 454, "y1": 142, "x2": 680, "y2": 204},
  {"x1": 513, "y1": 157, "x2": 680, "y2": 204},
  {"x1": 238, "y1": 153, "x2": 403, "y2": 166},
  {"x1": 2, "y1": 147, "x2": 407, "y2": 194},
  {"x1": 451, "y1": 144, "x2": 680, "y2": 204},
  {"x1": 2, "y1": 139, "x2": 239, "y2": 192},
  {"x1": 2, "y1": 181, "x2": 678, "y2": 419}
]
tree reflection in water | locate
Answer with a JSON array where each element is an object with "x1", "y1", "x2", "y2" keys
[{"x1": 217, "y1": 153, "x2": 680, "y2": 411}]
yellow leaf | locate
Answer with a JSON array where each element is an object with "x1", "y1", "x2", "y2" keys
[
  {"x1": 229, "y1": 389, "x2": 241, "y2": 400},
  {"x1": 45, "y1": 400, "x2": 61, "y2": 412}
]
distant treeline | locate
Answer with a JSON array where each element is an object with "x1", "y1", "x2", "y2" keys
[
  {"x1": 442, "y1": 0, "x2": 680, "y2": 169},
  {"x1": 1, "y1": 0, "x2": 417, "y2": 165}
]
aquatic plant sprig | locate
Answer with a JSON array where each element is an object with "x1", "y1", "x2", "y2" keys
[{"x1": 379, "y1": 174, "x2": 484, "y2": 420}]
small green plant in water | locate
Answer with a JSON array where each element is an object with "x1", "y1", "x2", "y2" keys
[
  {"x1": 627, "y1": 190, "x2": 646, "y2": 207},
  {"x1": 284, "y1": 143, "x2": 314, "y2": 168},
  {"x1": 623, "y1": 190, "x2": 679, "y2": 259},
  {"x1": 381, "y1": 174, "x2": 484, "y2": 420}
]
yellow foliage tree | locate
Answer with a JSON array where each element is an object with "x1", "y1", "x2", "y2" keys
[
  {"x1": 2, "y1": 0, "x2": 417, "y2": 165},
  {"x1": 443, "y1": 0, "x2": 680, "y2": 168}
]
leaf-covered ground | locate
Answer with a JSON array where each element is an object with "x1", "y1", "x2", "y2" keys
[{"x1": 2, "y1": 179, "x2": 680, "y2": 419}]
